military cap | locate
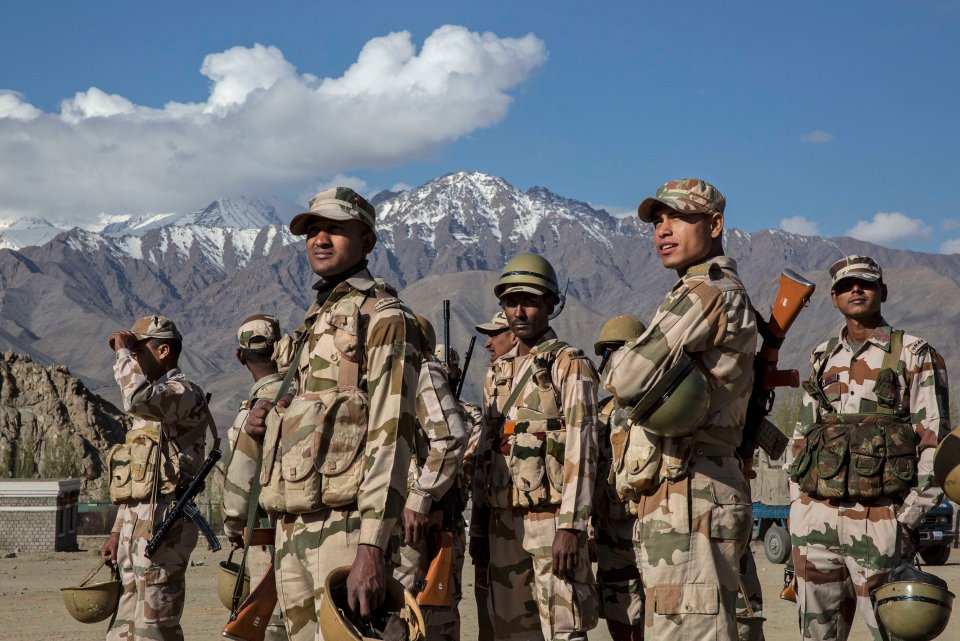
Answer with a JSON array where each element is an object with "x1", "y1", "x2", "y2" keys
[
  {"x1": 289, "y1": 187, "x2": 376, "y2": 235},
  {"x1": 637, "y1": 178, "x2": 726, "y2": 223},
  {"x1": 129, "y1": 315, "x2": 181, "y2": 341},
  {"x1": 475, "y1": 311, "x2": 509, "y2": 335},
  {"x1": 829, "y1": 255, "x2": 882, "y2": 291},
  {"x1": 237, "y1": 314, "x2": 281, "y2": 349}
]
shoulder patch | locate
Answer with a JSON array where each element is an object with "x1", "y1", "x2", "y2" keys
[
  {"x1": 373, "y1": 297, "x2": 402, "y2": 312},
  {"x1": 906, "y1": 337, "x2": 929, "y2": 355}
]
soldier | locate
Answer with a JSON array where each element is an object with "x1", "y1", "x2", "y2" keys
[
  {"x1": 470, "y1": 253, "x2": 600, "y2": 641},
  {"x1": 785, "y1": 255, "x2": 949, "y2": 641},
  {"x1": 221, "y1": 314, "x2": 288, "y2": 641},
  {"x1": 242, "y1": 187, "x2": 422, "y2": 641},
  {"x1": 605, "y1": 178, "x2": 758, "y2": 641},
  {"x1": 593, "y1": 315, "x2": 646, "y2": 641},
  {"x1": 100, "y1": 315, "x2": 212, "y2": 641},
  {"x1": 393, "y1": 316, "x2": 468, "y2": 641}
]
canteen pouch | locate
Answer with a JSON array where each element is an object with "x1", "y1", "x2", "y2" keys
[
  {"x1": 107, "y1": 429, "x2": 179, "y2": 504},
  {"x1": 611, "y1": 408, "x2": 661, "y2": 501}
]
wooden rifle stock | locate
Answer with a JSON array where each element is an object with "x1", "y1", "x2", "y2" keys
[
  {"x1": 416, "y1": 530, "x2": 455, "y2": 607},
  {"x1": 241, "y1": 527, "x2": 274, "y2": 548},
  {"x1": 740, "y1": 270, "x2": 816, "y2": 460},
  {"x1": 222, "y1": 563, "x2": 278, "y2": 641}
]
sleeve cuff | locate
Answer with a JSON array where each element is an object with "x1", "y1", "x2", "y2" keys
[
  {"x1": 359, "y1": 518, "x2": 390, "y2": 551},
  {"x1": 404, "y1": 489, "x2": 433, "y2": 514}
]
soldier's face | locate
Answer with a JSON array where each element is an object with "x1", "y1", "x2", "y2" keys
[
  {"x1": 651, "y1": 206, "x2": 723, "y2": 272},
  {"x1": 831, "y1": 278, "x2": 886, "y2": 320},
  {"x1": 500, "y1": 293, "x2": 552, "y2": 341},
  {"x1": 304, "y1": 218, "x2": 375, "y2": 278},
  {"x1": 484, "y1": 329, "x2": 517, "y2": 361},
  {"x1": 131, "y1": 340, "x2": 167, "y2": 382}
]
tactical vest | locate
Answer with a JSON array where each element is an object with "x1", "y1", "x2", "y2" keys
[
  {"x1": 259, "y1": 291, "x2": 386, "y2": 514},
  {"x1": 485, "y1": 342, "x2": 569, "y2": 509},
  {"x1": 787, "y1": 330, "x2": 918, "y2": 501}
]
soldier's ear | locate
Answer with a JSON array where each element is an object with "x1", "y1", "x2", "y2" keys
[
  {"x1": 880, "y1": 283, "x2": 888, "y2": 303},
  {"x1": 236, "y1": 348, "x2": 245, "y2": 365},
  {"x1": 708, "y1": 211, "x2": 724, "y2": 239},
  {"x1": 830, "y1": 289, "x2": 841, "y2": 310}
]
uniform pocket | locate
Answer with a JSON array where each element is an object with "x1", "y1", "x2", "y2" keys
[
  {"x1": 107, "y1": 444, "x2": 133, "y2": 504},
  {"x1": 707, "y1": 470, "x2": 752, "y2": 542},
  {"x1": 509, "y1": 432, "x2": 546, "y2": 506},
  {"x1": 849, "y1": 422, "x2": 884, "y2": 499},
  {"x1": 614, "y1": 416, "x2": 661, "y2": 501},
  {"x1": 883, "y1": 421, "x2": 917, "y2": 496},
  {"x1": 552, "y1": 578, "x2": 600, "y2": 634},
  {"x1": 143, "y1": 565, "x2": 186, "y2": 624},
  {"x1": 545, "y1": 429, "x2": 567, "y2": 498},
  {"x1": 329, "y1": 299, "x2": 361, "y2": 363},
  {"x1": 814, "y1": 426, "x2": 848, "y2": 499},
  {"x1": 319, "y1": 391, "x2": 368, "y2": 507}
]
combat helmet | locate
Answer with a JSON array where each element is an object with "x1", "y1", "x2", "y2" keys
[
  {"x1": 61, "y1": 559, "x2": 122, "y2": 624},
  {"x1": 217, "y1": 548, "x2": 250, "y2": 610},
  {"x1": 319, "y1": 566, "x2": 425, "y2": 641},
  {"x1": 933, "y1": 427, "x2": 960, "y2": 504},
  {"x1": 625, "y1": 352, "x2": 709, "y2": 438},
  {"x1": 594, "y1": 315, "x2": 647, "y2": 356},
  {"x1": 493, "y1": 253, "x2": 560, "y2": 301},
  {"x1": 414, "y1": 315, "x2": 437, "y2": 353},
  {"x1": 872, "y1": 563, "x2": 953, "y2": 641}
]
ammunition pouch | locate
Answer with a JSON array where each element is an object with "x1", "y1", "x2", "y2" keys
[
  {"x1": 610, "y1": 407, "x2": 662, "y2": 502},
  {"x1": 786, "y1": 413, "x2": 917, "y2": 501},
  {"x1": 107, "y1": 428, "x2": 179, "y2": 505},
  {"x1": 489, "y1": 416, "x2": 567, "y2": 508}
]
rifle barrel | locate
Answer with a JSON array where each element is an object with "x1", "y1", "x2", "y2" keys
[{"x1": 456, "y1": 336, "x2": 476, "y2": 400}]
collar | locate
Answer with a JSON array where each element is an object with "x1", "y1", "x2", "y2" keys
[
  {"x1": 672, "y1": 256, "x2": 737, "y2": 291},
  {"x1": 306, "y1": 267, "x2": 378, "y2": 317},
  {"x1": 836, "y1": 320, "x2": 893, "y2": 353},
  {"x1": 508, "y1": 328, "x2": 559, "y2": 359},
  {"x1": 249, "y1": 372, "x2": 283, "y2": 398},
  {"x1": 156, "y1": 367, "x2": 181, "y2": 385}
]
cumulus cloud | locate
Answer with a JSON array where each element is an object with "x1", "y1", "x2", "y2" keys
[
  {"x1": 779, "y1": 215, "x2": 820, "y2": 236},
  {"x1": 0, "y1": 26, "x2": 547, "y2": 224},
  {"x1": 940, "y1": 239, "x2": 960, "y2": 254},
  {"x1": 845, "y1": 212, "x2": 931, "y2": 246},
  {"x1": 800, "y1": 130, "x2": 834, "y2": 143}
]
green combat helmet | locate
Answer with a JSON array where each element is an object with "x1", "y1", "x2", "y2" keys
[
  {"x1": 217, "y1": 548, "x2": 250, "y2": 610},
  {"x1": 61, "y1": 559, "x2": 121, "y2": 624},
  {"x1": 594, "y1": 315, "x2": 647, "y2": 356},
  {"x1": 625, "y1": 352, "x2": 709, "y2": 438},
  {"x1": 493, "y1": 253, "x2": 560, "y2": 302},
  {"x1": 872, "y1": 563, "x2": 954, "y2": 641},
  {"x1": 933, "y1": 427, "x2": 960, "y2": 504},
  {"x1": 319, "y1": 566, "x2": 425, "y2": 641}
]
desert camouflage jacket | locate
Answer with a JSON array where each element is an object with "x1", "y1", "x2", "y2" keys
[
  {"x1": 405, "y1": 357, "x2": 468, "y2": 514},
  {"x1": 789, "y1": 322, "x2": 949, "y2": 528},
  {"x1": 476, "y1": 329, "x2": 599, "y2": 532},
  {"x1": 221, "y1": 372, "x2": 283, "y2": 539},
  {"x1": 605, "y1": 256, "x2": 757, "y2": 464}
]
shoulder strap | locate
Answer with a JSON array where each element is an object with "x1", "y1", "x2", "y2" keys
[
  {"x1": 803, "y1": 337, "x2": 839, "y2": 414},
  {"x1": 336, "y1": 291, "x2": 382, "y2": 389},
  {"x1": 881, "y1": 330, "x2": 904, "y2": 376},
  {"x1": 498, "y1": 341, "x2": 566, "y2": 420}
]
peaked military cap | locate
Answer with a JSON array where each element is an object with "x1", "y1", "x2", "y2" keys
[
  {"x1": 475, "y1": 311, "x2": 509, "y2": 335},
  {"x1": 129, "y1": 315, "x2": 182, "y2": 341},
  {"x1": 289, "y1": 187, "x2": 376, "y2": 235},
  {"x1": 237, "y1": 314, "x2": 281, "y2": 349},
  {"x1": 829, "y1": 255, "x2": 883, "y2": 291},
  {"x1": 638, "y1": 178, "x2": 726, "y2": 223}
]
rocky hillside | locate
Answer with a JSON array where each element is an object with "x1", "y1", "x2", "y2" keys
[{"x1": 0, "y1": 352, "x2": 128, "y2": 499}]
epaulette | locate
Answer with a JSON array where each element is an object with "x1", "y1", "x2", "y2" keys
[
  {"x1": 684, "y1": 262, "x2": 722, "y2": 280},
  {"x1": 907, "y1": 337, "x2": 929, "y2": 355},
  {"x1": 373, "y1": 297, "x2": 402, "y2": 312}
]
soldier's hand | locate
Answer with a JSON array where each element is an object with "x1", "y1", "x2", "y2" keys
[
  {"x1": 244, "y1": 399, "x2": 274, "y2": 441},
  {"x1": 469, "y1": 535, "x2": 490, "y2": 569},
  {"x1": 552, "y1": 528, "x2": 580, "y2": 579},
  {"x1": 100, "y1": 532, "x2": 120, "y2": 567},
  {"x1": 402, "y1": 508, "x2": 430, "y2": 545},
  {"x1": 228, "y1": 535, "x2": 244, "y2": 551},
  {"x1": 108, "y1": 331, "x2": 137, "y2": 352},
  {"x1": 347, "y1": 544, "x2": 385, "y2": 620}
]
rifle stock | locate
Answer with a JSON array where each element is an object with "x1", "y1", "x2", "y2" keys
[
  {"x1": 222, "y1": 563, "x2": 278, "y2": 641},
  {"x1": 739, "y1": 270, "x2": 816, "y2": 461},
  {"x1": 416, "y1": 531, "x2": 455, "y2": 607}
]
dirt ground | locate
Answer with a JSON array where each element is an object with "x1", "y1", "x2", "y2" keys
[{"x1": 2, "y1": 538, "x2": 957, "y2": 640}]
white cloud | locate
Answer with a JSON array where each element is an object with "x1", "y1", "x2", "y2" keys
[
  {"x1": 389, "y1": 182, "x2": 413, "y2": 193},
  {"x1": 298, "y1": 175, "x2": 370, "y2": 204},
  {"x1": 779, "y1": 215, "x2": 820, "y2": 236},
  {"x1": 940, "y1": 239, "x2": 960, "y2": 254},
  {"x1": 845, "y1": 212, "x2": 931, "y2": 247},
  {"x1": 800, "y1": 130, "x2": 834, "y2": 143},
  {"x1": 0, "y1": 26, "x2": 547, "y2": 224}
]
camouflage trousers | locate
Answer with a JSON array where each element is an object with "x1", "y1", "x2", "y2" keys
[
  {"x1": 735, "y1": 546, "x2": 765, "y2": 641},
  {"x1": 595, "y1": 513, "x2": 643, "y2": 637},
  {"x1": 790, "y1": 494, "x2": 898, "y2": 641},
  {"x1": 393, "y1": 522, "x2": 466, "y2": 641},
  {"x1": 486, "y1": 506, "x2": 599, "y2": 641},
  {"x1": 245, "y1": 541, "x2": 289, "y2": 641},
  {"x1": 275, "y1": 506, "x2": 365, "y2": 641},
  {"x1": 633, "y1": 455, "x2": 751, "y2": 641},
  {"x1": 107, "y1": 499, "x2": 198, "y2": 641},
  {"x1": 474, "y1": 562, "x2": 496, "y2": 640}
]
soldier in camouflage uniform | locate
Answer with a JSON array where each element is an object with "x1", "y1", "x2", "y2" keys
[
  {"x1": 605, "y1": 179, "x2": 758, "y2": 641},
  {"x1": 470, "y1": 254, "x2": 600, "y2": 641},
  {"x1": 593, "y1": 315, "x2": 646, "y2": 641},
  {"x1": 785, "y1": 256, "x2": 949, "y2": 641},
  {"x1": 221, "y1": 314, "x2": 288, "y2": 641},
  {"x1": 242, "y1": 187, "x2": 422, "y2": 641},
  {"x1": 393, "y1": 317, "x2": 468, "y2": 641},
  {"x1": 100, "y1": 316, "x2": 212, "y2": 641}
]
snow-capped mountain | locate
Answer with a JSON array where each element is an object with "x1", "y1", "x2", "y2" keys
[
  {"x1": 0, "y1": 217, "x2": 67, "y2": 250},
  {"x1": 101, "y1": 196, "x2": 299, "y2": 237}
]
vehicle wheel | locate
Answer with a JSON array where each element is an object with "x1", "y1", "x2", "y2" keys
[
  {"x1": 764, "y1": 525, "x2": 791, "y2": 564},
  {"x1": 920, "y1": 544, "x2": 951, "y2": 566}
]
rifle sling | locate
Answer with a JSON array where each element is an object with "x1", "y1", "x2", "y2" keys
[{"x1": 232, "y1": 338, "x2": 306, "y2": 616}]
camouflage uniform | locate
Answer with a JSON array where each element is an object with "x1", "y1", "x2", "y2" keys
[
  {"x1": 593, "y1": 397, "x2": 643, "y2": 638},
  {"x1": 255, "y1": 266, "x2": 421, "y2": 641},
  {"x1": 107, "y1": 317, "x2": 210, "y2": 641},
  {"x1": 473, "y1": 329, "x2": 600, "y2": 641},
  {"x1": 605, "y1": 255, "x2": 758, "y2": 641},
  {"x1": 221, "y1": 315, "x2": 288, "y2": 641},
  {"x1": 393, "y1": 355, "x2": 468, "y2": 641},
  {"x1": 787, "y1": 318, "x2": 949, "y2": 641}
]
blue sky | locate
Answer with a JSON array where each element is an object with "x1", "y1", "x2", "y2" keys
[{"x1": 1, "y1": 1, "x2": 958, "y2": 252}]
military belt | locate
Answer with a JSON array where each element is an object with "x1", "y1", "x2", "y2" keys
[{"x1": 693, "y1": 444, "x2": 737, "y2": 457}]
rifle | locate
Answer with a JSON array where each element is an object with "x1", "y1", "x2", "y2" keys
[
  {"x1": 443, "y1": 300, "x2": 451, "y2": 369},
  {"x1": 737, "y1": 269, "x2": 816, "y2": 462},
  {"x1": 597, "y1": 346, "x2": 614, "y2": 375},
  {"x1": 145, "y1": 447, "x2": 222, "y2": 558},
  {"x1": 454, "y1": 336, "x2": 476, "y2": 400},
  {"x1": 221, "y1": 563, "x2": 278, "y2": 641}
]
